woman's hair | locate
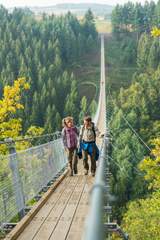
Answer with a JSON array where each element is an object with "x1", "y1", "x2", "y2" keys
[
  {"x1": 62, "y1": 116, "x2": 73, "y2": 127},
  {"x1": 84, "y1": 116, "x2": 92, "y2": 122}
]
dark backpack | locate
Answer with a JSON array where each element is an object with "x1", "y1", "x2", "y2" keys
[{"x1": 81, "y1": 122, "x2": 96, "y2": 141}]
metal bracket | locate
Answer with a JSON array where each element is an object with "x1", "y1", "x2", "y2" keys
[
  {"x1": 34, "y1": 195, "x2": 41, "y2": 201},
  {"x1": 25, "y1": 206, "x2": 31, "y2": 213},
  {"x1": 2, "y1": 223, "x2": 17, "y2": 232},
  {"x1": 104, "y1": 185, "x2": 110, "y2": 193},
  {"x1": 41, "y1": 186, "x2": 49, "y2": 192},
  {"x1": 104, "y1": 223, "x2": 129, "y2": 240},
  {"x1": 104, "y1": 222, "x2": 117, "y2": 232},
  {"x1": 104, "y1": 205, "x2": 112, "y2": 214}
]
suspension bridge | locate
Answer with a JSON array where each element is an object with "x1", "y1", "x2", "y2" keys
[{"x1": 0, "y1": 35, "x2": 128, "y2": 240}]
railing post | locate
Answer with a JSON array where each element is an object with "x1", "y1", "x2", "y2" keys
[{"x1": 6, "y1": 138, "x2": 25, "y2": 220}]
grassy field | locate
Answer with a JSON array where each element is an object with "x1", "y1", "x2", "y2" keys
[
  {"x1": 73, "y1": 47, "x2": 100, "y2": 105},
  {"x1": 105, "y1": 34, "x2": 137, "y2": 93},
  {"x1": 78, "y1": 82, "x2": 97, "y2": 104},
  {"x1": 95, "y1": 19, "x2": 112, "y2": 34}
]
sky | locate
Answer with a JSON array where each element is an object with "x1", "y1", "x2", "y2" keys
[{"x1": 0, "y1": 0, "x2": 158, "y2": 8}]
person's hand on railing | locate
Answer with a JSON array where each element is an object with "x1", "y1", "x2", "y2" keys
[{"x1": 100, "y1": 134, "x2": 104, "y2": 138}]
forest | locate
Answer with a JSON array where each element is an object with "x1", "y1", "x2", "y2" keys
[
  {"x1": 107, "y1": 1, "x2": 160, "y2": 239},
  {"x1": 0, "y1": 7, "x2": 99, "y2": 235},
  {"x1": 0, "y1": 1, "x2": 160, "y2": 239},
  {"x1": 0, "y1": 6, "x2": 98, "y2": 144}
]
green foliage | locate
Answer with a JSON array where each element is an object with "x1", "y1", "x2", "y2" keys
[
  {"x1": 89, "y1": 99, "x2": 97, "y2": 116},
  {"x1": 137, "y1": 33, "x2": 160, "y2": 70},
  {"x1": 64, "y1": 80, "x2": 78, "y2": 122},
  {"x1": 119, "y1": 139, "x2": 160, "y2": 239},
  {"x1": 106, "y1": 33, "x2": 137, "y2": 92},
  {"x1": 0, "y1": 6, "x2": 98, "y2": 132},
  {"x1": 111, "y1": 1, "x2": 157, "y2": 34},
  {"x1": 108, "y1": 2, "x2": 160, "y2": 233},
  {"x1": 139, "y1": 138, "x2": 160, "y2": 190},
  {"x1": 121, "y1": 191, "x2": 160, "y2": 240},
  {"x1": 110, "y1": 67, "x2": 160, "y2": 218},
  {"x1": 83, "y1": 9, "x2": 97, "y2": 40},
  {"x1": 79, "y1": 96, "x2": 87, "y2": 124}
]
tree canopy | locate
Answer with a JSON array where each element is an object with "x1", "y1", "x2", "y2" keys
[{"x1": 0, "y1": 7, "x2": 98, "y2": 132}]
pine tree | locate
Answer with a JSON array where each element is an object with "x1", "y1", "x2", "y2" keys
[
  {"x1": 55, "y1": 112, "x2": 61, "y2": 130},
  {"x1": 83, "y1": 9, "x2": 97, "y2": 42},
  {"x1": 0, "y1": 6, "x2": 98, "y2": 132},
  {"x1": 79, "y1": 96, "x2": 87, "y2": 123},
  {"x1": 30, "y1": 91, "x2": 40, "y2": 125},
  {"x1": 148, "y1": 38, "x2": 160, "y2": 69},
  {"x1": 89, "y1": 99, "x2": 97, "y2": 116},
  {"x1": 137, "y1": 33, "x2": 151, "y2": 70},
  {"x1": 44, "y1": 104, "x2": 53, "y2": 133},
  {"x1": 64, "y1": 80, "x2": 78, "y2": 122}
]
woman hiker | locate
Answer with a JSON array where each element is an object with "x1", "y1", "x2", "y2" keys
[{"x1": 62, "y1": 116, "x2": 78, "y2": 176}]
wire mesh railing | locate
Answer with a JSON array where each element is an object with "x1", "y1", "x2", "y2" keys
[
  {"x1": 83, "y1": 34, "x2": 129, "y2": 240},
  {"x1": 0, "y1": 138, "x2": 67, "y2": 227}
]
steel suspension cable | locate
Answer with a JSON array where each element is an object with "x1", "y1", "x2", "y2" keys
[{"x1": 108, "y1": 90, "x2": 151, "y2": 152}]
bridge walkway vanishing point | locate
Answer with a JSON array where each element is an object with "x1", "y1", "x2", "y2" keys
[{"x1": 5, "y1": 34, "x2": 106, "y2": 240}]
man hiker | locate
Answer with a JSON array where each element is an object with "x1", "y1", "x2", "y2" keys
[{"x1": 79, "y1": 116, "x2": 99, "y2": 177}]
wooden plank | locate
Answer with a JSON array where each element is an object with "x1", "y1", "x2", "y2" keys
[
  {"x1": 66, "y1": 176, "x2": 94, "y2": 239},
  {"x1": 17, "y1": 176, "x2": 77, "y2": 240},
  {"x1": 32, "y1": 176, "x2": 80, "y2": 240},
  {"x1": 66, "y1": 231, "x2": 82, "y2": 240},
  {"x1": 16, "y1": 178, "x2": 72, "y2": 240},
  {"x1": 5, "y1": 169, "x2": 68, "y2": 240},
  {"x1": 5, "y1": 161, "x2": 95, "y2": 240},
  {"x1": 49, "y1": 176, "x2": 86, "y2": 240}
]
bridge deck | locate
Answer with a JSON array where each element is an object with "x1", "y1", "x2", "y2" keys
[{"x1": 15, "y1": 162, "x2": 94, "y2": 240}]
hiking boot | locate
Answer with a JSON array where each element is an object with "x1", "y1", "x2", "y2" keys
[
  {"x1": 84, "y1": 170, "x2": 88, "y2": 175},
  {"x1": 74, "y1": 169, "x2": 78, "y2": 174},
  {"x1": 91, "y1": 172, "x2": 95, "y2": 177},
  {"x1": 69, "y1": 170, "x2": 73, "y2": 176}
]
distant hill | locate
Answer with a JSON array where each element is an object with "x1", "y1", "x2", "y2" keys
[
  {"x1": 54, "y1": 3, "x2": 113, "y2": 13},
  {"x1": 13, "y1": 3, "x2": 114, "y2": 18}
]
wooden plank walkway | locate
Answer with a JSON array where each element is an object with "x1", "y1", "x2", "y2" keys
[{"x1": 15, "y1": 162, "x2": 94, "y2": 240}]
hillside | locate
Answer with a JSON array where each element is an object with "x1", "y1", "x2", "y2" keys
[
  {"x1": 106, "y1": 1, "x2": 160, "y2": 239},
  {"x1": 0, "y1": 7, "x2": 99, "y2": 134},
  {"x1": 9, "y1": 3, "x2": 114, "y2": 17}
]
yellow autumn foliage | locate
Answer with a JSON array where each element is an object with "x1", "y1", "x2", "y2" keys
[
  {"x1": 0, "y1": 78, "x2": 30, "y2": 122},
  {"x1": 16, "y1": 126, "x2": 44, "y2": 151},
  {"x1": 139, "y1": 138, "x2": 160, "y2": 190},
  {"x1": 114, "y1": 140, "x2": 160, "y2": 240},
  {"x1": 0, "y1": 78, "x2": 30, "y2": 153},
  {"x1": 121, "y1": 191, "x2": 160, "y2": 240},
  {"x1": 151, "y1": 27, "x2": 160, "y2": 37},
  {"x1": 0, "y1": 78, "x2": 45, "y2": 154}
]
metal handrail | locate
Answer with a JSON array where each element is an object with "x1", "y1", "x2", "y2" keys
[
  {"x1": 83, "y1": 133, "x2": 109, "y2": 240},
  {"x1": 83, "y1": 34, "x2": 109, "y2": 240},
  {"x1": 83, "y1": 33, "x2": 129, "y2": 240},
  {"x1": 0, "y1": 137, "x2": 67, "y2": 226},
  {"x1": 83, "y1": 131, "x2": 129, "y2": 240}
]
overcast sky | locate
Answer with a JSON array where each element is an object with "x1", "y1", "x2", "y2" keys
[{"x1": 0, "y1": 0, "x2": 158, "y2": 8}]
